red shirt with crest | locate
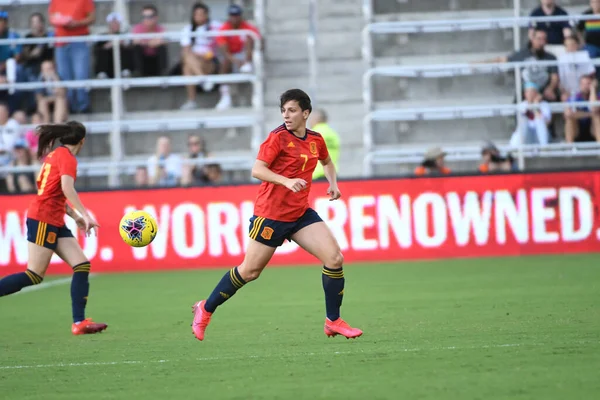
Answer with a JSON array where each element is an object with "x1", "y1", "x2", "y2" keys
[
  {"x1": 254, "y1": 124, "x2": 329, "y2": 222},
  {"x1": 28, "y1": 146, "x2": 78, "y2": 227}
]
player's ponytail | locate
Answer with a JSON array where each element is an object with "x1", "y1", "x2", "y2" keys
[{"x1": 36, "y1": 121, "x2": 87, "y2": 159}]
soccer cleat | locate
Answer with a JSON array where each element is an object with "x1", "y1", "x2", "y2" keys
[
  {"x1": 71, "y1": 318, "x2": 108, "y2": 335},
  {"x1": 191, "y1": 300, "x2": 212, "y2": 341},
  {"x1": 324, "y1": 318, "x2": 363, "y2": 339}
]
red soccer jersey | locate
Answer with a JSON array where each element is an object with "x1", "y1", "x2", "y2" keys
[
  {"x1": 254, "y1": 124, "x2": 330, "y2": 222},
  {"x1": 215, "y1": 21, "x2": 261, "y2": 54},
  {"x1": 28, "y1": 146, "x2": 78, "y2": 227}
]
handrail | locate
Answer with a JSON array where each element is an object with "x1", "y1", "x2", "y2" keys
[
  {"x1": 0, "y1": 156, "x2": 254, "y2": 176},
  {"x1": 363, "y1": 59, "x2": 600, "y2": 113},
  {"x1": 362, "y1": 13, "x2": 598, "y2": 68},
  {"x1": 0, "y1": 28, "x2": 264, "y2": 187},
  {"x1": 362, "y1": 142, "x2": 600, "y2": 176}
]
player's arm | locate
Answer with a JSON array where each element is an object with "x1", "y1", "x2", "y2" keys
[
  {"x1": 251, "y1": 160, "x2": 306, "y2": 193},
  {"x1": 61, "y1": 175, "x2": 99, "y2": 235},
  {"x1": 320, "y1": 156, "x2": 341, "y2": 201}
]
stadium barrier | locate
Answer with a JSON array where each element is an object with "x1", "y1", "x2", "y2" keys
[{"x1": 2, "y1": 169, "x2": 600, "y2": 274}]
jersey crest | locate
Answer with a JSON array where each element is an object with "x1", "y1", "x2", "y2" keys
[
  {"x1": 261, "y1": 226, "x2": 274, "y2": 240},
  {"x1": 309, "y1": 142, "x2": 317, "y2": 155}
]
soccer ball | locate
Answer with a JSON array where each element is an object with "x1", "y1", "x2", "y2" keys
[{"x1": 119, "y1": 210, "x2": 158, "y2": 247}]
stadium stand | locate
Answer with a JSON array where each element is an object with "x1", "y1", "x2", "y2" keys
[
  {"x1": 1, "y1": 0, "x2": 600, "y2": 191},
  {"x1": 363, "y1": 0, "x2": 600, "y2": 176}
]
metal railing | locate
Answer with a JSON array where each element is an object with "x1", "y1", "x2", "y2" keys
[
  {"x1": 364, "y1": 141, "x2": 600, "y2": 176},
  {"x1": 0, "y1": 28, "x2": 264, "y2": 186},
  {"x1": 361, "y1": 6, "x2": 600, "y2": 176},
  {"x1": 0, "y1": 155, "x2": 255, "y2": 179}
]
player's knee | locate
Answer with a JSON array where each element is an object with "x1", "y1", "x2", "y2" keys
[{"x1": 327, "y1": 251, "x2": 344, "y2": 270}]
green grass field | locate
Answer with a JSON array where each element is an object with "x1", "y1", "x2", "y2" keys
[{"x1": 1, "y1": 254, "x2": 599, "y2": 400}]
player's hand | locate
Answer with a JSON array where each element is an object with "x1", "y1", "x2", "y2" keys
[
  {"x1": 81, "y1": 213, "x2": 100, "y2": 237},
  {"x1": 284, "y1": 178, "x2": 307, "y2": 193},
  {"x1": 327, "y1": 185, "x2": 342, "y2": 201}
]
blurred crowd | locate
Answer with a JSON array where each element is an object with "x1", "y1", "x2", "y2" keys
[
  {"x1": 0, "y1": 0, "x2": 261, "y2": 193},
  {"x1": 416, "y1": 0, "x2": 600, "y2": 176}
]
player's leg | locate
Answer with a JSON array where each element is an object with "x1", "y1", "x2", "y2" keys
[
  {"x1": 192, "y1": 217, "x2": 280, "y2": 341},
  {"x1": 0, "y1": 243, "x2": 50, "y2": 296},
  {"x1": 0, "y1": 219, "x2": 55, "y2": 296},
  {"x1": 290, "y1": 211, "x2": 362, "y2": 339},
  {"x1": 54, "y1": 234, "x2": 107, "y2": 334}
]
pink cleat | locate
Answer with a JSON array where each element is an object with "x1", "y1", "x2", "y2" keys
[
  {"x1": 324, "y1": 318, "x2": 363, "y2": 339},
  {"x1": 191, "y1": 300, "x2": 212, "y2": 341}
]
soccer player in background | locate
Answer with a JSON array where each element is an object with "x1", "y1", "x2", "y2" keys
[
  {"x1": 192, "y1": 89, "x2": 362, "y2": 341},
  {"x1": 0, "y1": 121, "x2": 107, "y2": 335},
  {"x1": 310, "y1": 109, "x2": 340, "y2": 180}
]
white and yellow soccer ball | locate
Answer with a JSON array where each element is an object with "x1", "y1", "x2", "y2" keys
[{"x1": 119, "y1": 210, "x2": 158, "y2": 247}]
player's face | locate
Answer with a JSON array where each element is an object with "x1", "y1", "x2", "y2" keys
[{"x1": 281, "y1": 100, "x2": 309, "y2": 132}]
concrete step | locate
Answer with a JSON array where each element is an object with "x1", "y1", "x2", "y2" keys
[
  {"x1": 88, "y1": 83, "x2": 253, "y2": 113},
  {"x1": 371, "y1": 117, "x2": 514, "y2": 146},
  {"x1": 371, "y1": 74, "x2": 515, "y2": 103},
  {"x1": 265, "y1": 30, "x2": 362, "y2": 62},
  {"x1": 266, "y1": 0, "x2": 363, "y2": 20},
  {"x1": 266, "y1": 58, "x2": 364, "y2": 78},
  {"x1": 267, "y1": 16, "x2": 364, "y2": 34},
  {"x1": 265, "y1": 75, "x2": 362, "y2": 105},
  {"x1": 372, "y1": 30, "x2": 515, "y2": 58},
  {"x1": 374, "y1": 52, "x2": 507, "y2": 66}
]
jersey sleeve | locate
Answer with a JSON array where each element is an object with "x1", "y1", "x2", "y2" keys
[
  {"x1": 318, "y1": 136, "x2": 330, "y2": 161},
  {"x1": 58, "y1": 152, "x2": 78, "y2": 179},
  {"x1": 85, "y1": 0, "x2": 95, "y2": 14},
  {"x1": 215, "y1": 23, "x2": 229, "y2": 47},
  {"x1": 257, "y1": 133, "x2": 281, "y2": 166}
]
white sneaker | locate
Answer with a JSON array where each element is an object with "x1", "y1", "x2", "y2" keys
[
  {"x1": 215, "y1": 94, "x2": 232, "y2": 110},
  {"x1": 180, "y1": 100, "x2": 197, "y2": 111},
  {"x1": 122, "y1": 69, "x2": 131, "y2": 78},
  {"x1": 202, "y1": 81, "x2": 215, "y2": 92},
  {"x1": 96, "y1": 72, "x2": 108, "y2": 79},
  {"x1": 240, "y1": 63, "x2": 253, "y2": 74}
]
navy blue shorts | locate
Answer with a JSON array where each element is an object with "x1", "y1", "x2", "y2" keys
[
  {"x1": 26, "y1": 218, "x2": 74, "y2": 250},
  {"x1": 248, "y1": 208, "x2": 323, "y2": 248}
]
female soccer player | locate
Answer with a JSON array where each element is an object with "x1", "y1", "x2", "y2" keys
[
  {"x1": 0, "y1": 121, "x2": 107, "y2": 335},
  {"x1": 192, "y1": 89, "x2": 362, "y2": 341}
]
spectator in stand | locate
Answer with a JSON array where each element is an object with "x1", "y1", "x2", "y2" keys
[
  {"x1": 577, "y1": 0, "x2": 600, "y2": 59},
  {"x1": 147, "y1": 136, "x2": 183, "y2": 187},
  {"x1": 529, "y1": 1, "x2": 572, "y2": 50},
  {"x1": 179, "y1": 3, "x2": 222, "y2": 111},
  {"x1": 94, "y1": 12, "x2": 134, "y2": 79},
  {"x1": 564, "y1": 75, "x2": 600, "y2": 142},
  {"x1": 478, "y1": 141, "x2": 514, "y2": 173},
  {"x1": 414, "y1": 147, "x2": 451, "y2": 176},
  {"x1": 36, "y1": 60, "x2": 68, "y2": 123},
  {"x1": 559, "y1": 34, "x2": 596, "y2": 101},
  {"x1": 49, "y1": 0, "x2": 95, "y2": 114},
  {"x1": 309, "y1": 109, "x2": 340, "y2": 180},
  {"x1": 0, "y1": 11, "x2": 23, "y2": 113},
  {"x1": 482, "y1": 28, "x2": 559, "y2": 102},
  {"x1": 214, "y1": 4, "x2": 261, "y2": 110},
  {"x1": 0, "y1": 102, "x2": 20, "y2": 191},
  {"x1": 24, "y1": 111, "x2": 42, "y2": 159},
  {"x1": 204, "y1": 163, "x2": 223, "y2": 184},
  {"x1": 510, "y1": 82, "x2": 551, "y2": 147},
  {"x1": 11, "y1": 109, "x2": 27, "y2": 126},
  {"x1": 22, "y1": 13, "x2": 54, "y2": 81},
  {"x1": 134, "y1": 165, "x2": 149, "y2": 187},
  {"x1": 5, "y1": 138, "x2": 35, "y2": 193},
  {"x1": 180, "y1": 135, "x2": 210, "y2": 186},
  {"x1": 132, "y1": 5, "x2": 167, "y2": 77}
]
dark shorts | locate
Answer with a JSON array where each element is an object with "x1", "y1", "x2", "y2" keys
[
  {"x1": 248, "y1": 208, "x2": 323, "y2": 248},
  {"x1": 26, "y1": 218, "x2": 74, "y2": 250}
]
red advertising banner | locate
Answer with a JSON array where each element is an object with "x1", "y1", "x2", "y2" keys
[{"x1": 1, "y1": 171, "x2": 600, "y2": 275}]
